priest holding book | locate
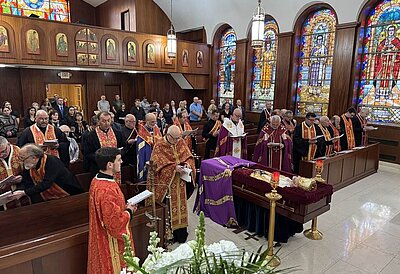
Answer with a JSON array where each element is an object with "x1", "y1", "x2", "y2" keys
[
  {"x1": 293, "y1": 112, "x2": 323, "y2": 174},
  {"x1": 215, "y1": 108, "x2": 247, "y2": 159},
  {"x1": 252, "y1": 115, "x2": 293, "y2": 172},
  {"x1": 17, "y1": 110, "x2": 70, "y2": 167},
  {"x1": 150, "y1": 125, "x2": 195, "y2": 243}
]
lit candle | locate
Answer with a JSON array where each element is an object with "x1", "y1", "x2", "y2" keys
[
  {"x1": 316, "y1": 159, "x2": 324, "y2": 169},
  {"x1": 272, "y1": 171, "x2": 280, "y2": 182}
]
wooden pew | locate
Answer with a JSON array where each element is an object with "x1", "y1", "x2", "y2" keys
[
  {"x1": 299, "y1": 143, "x2": 379, "y2": 191},
  {"x1": 0, "y1": 193, "x2": 166, "y2": 274}
]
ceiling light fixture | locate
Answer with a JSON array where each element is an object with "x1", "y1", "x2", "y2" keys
[
  {"x1": 167, "y1": 0, "x2": 177, "y2": 58},
  {"x1": 251, "y1": 0, "x2": 265, "y2": 48}
]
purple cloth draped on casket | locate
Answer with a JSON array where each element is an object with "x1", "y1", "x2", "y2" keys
[{"x1": 193, "y1": 156, "x2": 255, "y2": 226}]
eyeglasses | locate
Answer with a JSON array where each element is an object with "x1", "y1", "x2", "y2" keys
[
  {"x1": 18, "y1": 155, "x2": 33, "y2": 162},
  {"x1": 168, "y1": 134, "x2": 181, "y2": 141}
]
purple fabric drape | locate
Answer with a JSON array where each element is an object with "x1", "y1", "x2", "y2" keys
[{"x1": 193, "y1": 156, "x2": 255, "y2": 226}]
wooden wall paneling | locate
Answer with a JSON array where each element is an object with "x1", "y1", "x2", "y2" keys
[
  {"x1": 135, "y1": 0, "x2": 170, "y2": 36},
  {"x1": 86, "y1": 71, "x2": 106, "y2": 115},
  {"x1": 329, "y1": 23, "x2": 358, "y2": 116},
  {"x1": 275, "y1": 32, "x2": 294, "y2": 110},
  {"x1": 161, "y1": 44, "x2": 176, "y2": 70},
  {"x1": 20, "y1": 68, "x2": 87, "y2": 113},
  {"x1": 49, "y1": 27, "x2": 76, "y2": 64},
  {"x1": 69, "y1": 0, "x2": 96, "y2": 26},
  {"x1": 177, "y1": 41, "x2": 210, "y2": 75},
  {"x1": 122, "y1": 37, "x2": 140, "y2": 67},
  {"x1": 100, "y1": 34, "x2": 121, "y2": 65},
  {"x1": 368, "y1": 125, "x2": 400, "y2": 164},
  {"x1": 95, "y1": 0, "x2": 136, "y2": 31},
  {"x1": 184, "y1": 74, "x2": 209, "y2": 90},
  {"x1": 244, "y1": 38, "x2": 254, "y2": 112},
  {"x1": 0, "y1": 68, "x2": 23, "y2": 115},
  {"x1": 0, "y1": 19, "x2": 17, "y2": 61},
  {"x1": 2, "y1": 261, "x2": 33, "y2": 274},
  {"x1": 234, "y1": 39, "x2": 248, "y2": 105},
  {"x1": 20, "y1": 23, "x2": 48, "y2": 62},
  {"x1": 177, "y1": 27, "x2": 207, "y2": 43},
  {"x1": 142, "y1": 39, "x2": 159, "y2": 69}
]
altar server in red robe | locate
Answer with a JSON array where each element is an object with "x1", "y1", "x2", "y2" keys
[
  {"x1": 253, "y1": 115, "x2": 293, "y2": 172},
  {"x1": 88, "y1": 147, "x2": 137, "y2": 274},
  {"x1": 340, "y1": 107, "x2": 356, "y2": 150}
]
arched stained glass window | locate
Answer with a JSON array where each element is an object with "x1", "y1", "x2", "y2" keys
[
  {"x1": 251, "y1": 18, "x2": 278, "y2": 111},
  {"x1": 217, "y1": 28, "x2": 236, "y2": 107},
  {"x1": 358, "y1": 0, "x2": 400, "y2": 124},
  {"x1": 295, "y1": 8, "x2": 337, "y2": 116},
  {"x1": 0, "y1": 0, "x2": 70, "y2": 22}
]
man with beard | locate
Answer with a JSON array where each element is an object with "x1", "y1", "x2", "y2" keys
[
  {"x1": 18, "y1": 110, "x2": 69, "y2": 167},
  {"x1": 121, "y1": 114, "x2": 137, "y2": 166},
  {"x1": 202, "y1": 110, "x2": 221, "y2": 159}
]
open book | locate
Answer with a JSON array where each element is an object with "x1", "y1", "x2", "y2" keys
[
  {"x1": 0, "y1": 190, "x2": 13, "y2": 204},
  {"x1": 0, "y1": 175, "x2": 17, "y2": 188},
  {"x1": 329, "y1": 134, "x2": 344, "y2": 141},
  {"x1": 43, "y1": 139, "x2": 58, "y2": 147},
  {"x1": 182, "y1": 128, "x2": 198, "y2": 138},
  {"x1": 180, "y1": 167, "x2": 192, "y2": 182},
  {"x1": 127, "y1": 190, "x2": 153, "y2": 205},
  {"x1": 230, "y1": 132, "x2": 248, "y2": 138}
]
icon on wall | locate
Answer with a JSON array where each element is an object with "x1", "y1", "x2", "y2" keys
[
  {"x1": 146, "y1": 43, "x2": 155, "y2": 64},
  {"x1": 26, "y1": 29, "x2": 40, "y2": 55},
  {"x1": 164, "y1": 46, "x2": 172, "y2": 65},
  {"x1": 127, "y1": 41, "x2": 137, "y2": 62},
  {"x1": 56, "y1": 33, "x2": 68, "y2": 56},
  {"x1": 196, "y1": 50, "x2": 203, "y2": 68},
  {"x1": 106, "y1": 38, "x2": 116, "y2": 60},
  {"x1": 77, "y1": 53, "x2": 88, "y2": 65},
  {"x1": 0, "y1": 26, "x2": 9, "y2": 53},
  {"x1": 182, "y1": 49, "x2": 189, "y2": 67}
]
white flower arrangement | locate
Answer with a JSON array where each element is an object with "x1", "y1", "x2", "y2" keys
[{"x1": 122, "y1": 212, "x2": 295, "y2": 274}]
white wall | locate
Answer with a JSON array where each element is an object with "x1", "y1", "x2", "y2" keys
[{"x1": 154, "y1": 0, "x2": 369, "y2": 43}]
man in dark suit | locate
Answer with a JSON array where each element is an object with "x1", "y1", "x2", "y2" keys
[
  {"x1": 52, "y1": 98, "x2": 68, "y2": 121},
  {"x1": 130, "y1": 99, "x2": 146, "y2": 121}
]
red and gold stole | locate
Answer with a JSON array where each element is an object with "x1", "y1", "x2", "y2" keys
[
  {"x1": 356, "y1": 114, "x2": 368, "y2": 146},
  {"x1": 341, "y1": 114, "x2": 355, "y2": 149},
  {"x1": 30, "y1": 124, "x2": 59, "y2": 158},
  {"x1": 318, "y1": 124, "x2": 334, "y2": 156},
  {"x1": 137, "y1": 122, "x2": 162, "y2": 148},
  {"x1": 204, "y1": 120, "x2": 222, "y2": 142},
  {"x1": 328, "y1": 122, "x2": 341, "y2": 152},
  {"x1": 95, "y1": 127, "x2": 117, "y2": 148},
  {"x1": 0, "y1": 145, "x2": 22, "y2": 181},
  {"x1": 30, "y1": 154, "x2": 69, "y2": 201},
  {"x1": 95, "y1": 127, "x2": 120, "y2": 183},
  {"x1": 174, "y1": 117, "x2": 193, "y2": 150},
  {"x1": 282, "y1": 119, "x2": 295, "y2": 134},
  {"x1": 301, "y1": 122, "x2": 317, "y2": 160}
]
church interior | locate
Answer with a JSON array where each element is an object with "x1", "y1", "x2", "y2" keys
[{"x1": 1, "y1": 0, "x2": 400, "y2": 273}]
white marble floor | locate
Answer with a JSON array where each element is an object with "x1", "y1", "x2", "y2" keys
[{"x1": 184, "y1": 161, "x2": 400, "y2": 274}]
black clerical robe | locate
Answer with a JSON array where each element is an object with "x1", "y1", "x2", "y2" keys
[
  {"x1": 17, "y1": 125, "x2": 70, "y2": 167},
  {"x1": 292, "y1": 123, "x2": 323, "y2": 174},
  {"x1": 121, "y1": 126, "x2": 137, "y2": 166},
  {"x1": 257, "y1": 108, "x2": 272, "y2": 134},
  {"x1": 84, "y1": 128, "x2": 124, "y2": 175},
  {"x1": 202, "y1": 119, "x2": 220, "y2": 159},
  {"x1": 20, "y1": 155, "x2": 83, "y2": 203},
  {"x1": 352, "y1": 114, "x2": 367, "y2": 147},
  {"x1": 339, "y1": 115, "x2": 355, "y2": 150}
]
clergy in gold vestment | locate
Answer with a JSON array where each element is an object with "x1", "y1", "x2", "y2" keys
[
  {"x1": 88, "y1": 147, "x2": 137, "y2": 274},
  {"x1": 150, "y1": 125, "x2": 195, "y2": 243},
  {"x1": 0, "y1": 137, "x2": 23, "y2": 189}
]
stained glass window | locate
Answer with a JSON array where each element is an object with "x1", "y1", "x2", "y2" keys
[
  {"x1": 358, "y1": 0, "x2": 400, "y2": 124},
  {"x1": 217, "y1": 28, "x2": 236, "y2": 107},
  {"x1": 251, "y1": 19, "x2": 278, "y2": 111},
  {"x1": 0, "y1": 0, "x2": 69, "y2": 22},
  {"x1": 295, "y1": 9, "x2": 337, "y2": 116}
]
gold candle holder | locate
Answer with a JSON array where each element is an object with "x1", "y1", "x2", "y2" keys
[
  {"x1": 304, "y1": 160, "x2": 324, "y2": 240},
  {"x1": 264, "y1": 172, "x2": 282, "y2": 268}
]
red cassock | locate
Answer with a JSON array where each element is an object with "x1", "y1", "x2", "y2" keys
[{"x1": 87, "y1": 176, "x2": 135, "y2": 274}]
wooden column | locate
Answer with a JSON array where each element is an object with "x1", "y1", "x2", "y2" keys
[
  {"x1": 275, "y1": 32, "x2": 294, "y2": 110},
  {"x1": 234, "y1": 39, "x2": 248, "y2": 106},
  {"x1": 329, "y1": 22, "x2": 358, "y2": 116}
]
